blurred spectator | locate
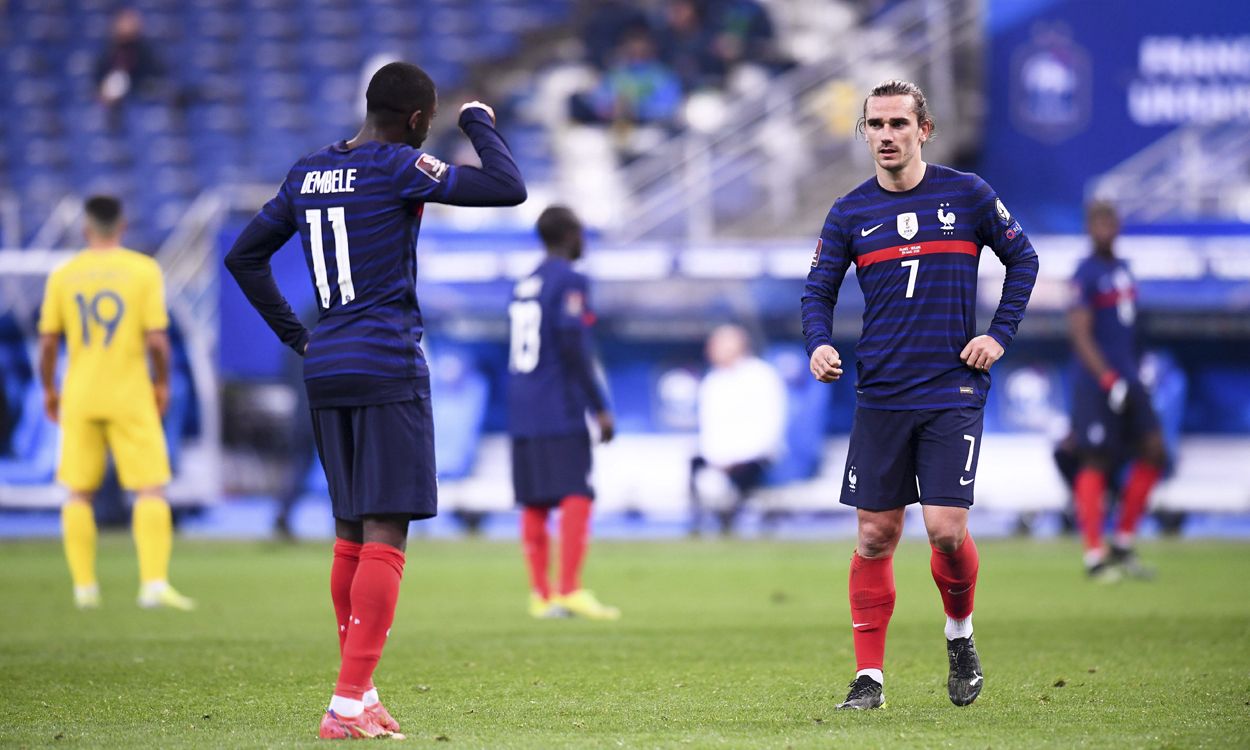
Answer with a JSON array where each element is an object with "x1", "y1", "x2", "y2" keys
[
  {"x1": 689, "y1": 324, "x2": 786, "y2": 535},
  {"x1": 580, "y1": 0, "x2": 652, "y2": 70},
  {"x1": 655, "y1": 0, "x2": 720, "y2": 92},
  {"x1": 94, "y1": 8, "x2": 167, "y2": 114},
  {"x1": 705, "y1": 0, "x2": 788, "y2": 78},
  {"x1": 572, "y1": 28, "x2": 684, "y2": 128}
]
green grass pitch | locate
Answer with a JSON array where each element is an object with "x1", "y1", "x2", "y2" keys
[{"x1": 1, "y1": 536, "x2": 1247, "y2": 748}]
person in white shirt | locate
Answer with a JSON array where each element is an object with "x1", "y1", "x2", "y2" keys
[{"x1": 690, "y1": 324, "x2": 787, "y2": 535}]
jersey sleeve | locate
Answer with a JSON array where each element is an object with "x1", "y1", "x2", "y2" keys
[
  {"x1": 972, "y1": 178, "x2": 1039, "y2": 350},
  {"x1": 556, "y1": 272, "x2": 609, "y2": 412},
  {"x1": 391, "y1": 108, "x2": 527, "y2": 207},
  {"x1": 1069, "y1": 261, "x2": 1097, "y2": 310},
  {"x1": 37, "y1": 269, "x2": 64, "y2": 335},
  {"x1": 391, "y1": 147, "x2": 453, "y2": 203},
  {"x1": 255, "y1": 176, "x2": 298, "y2": 234},
  {"x1": 800, "y1": 203, "x2": 853, "y2": 357},
  {"x1": 141, "y1": 259, "x2": 169, "y2": 331}
]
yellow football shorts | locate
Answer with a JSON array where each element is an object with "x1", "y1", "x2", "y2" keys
[{"x1": 57, "y1": 408, "x2": 171, "y2": 491}]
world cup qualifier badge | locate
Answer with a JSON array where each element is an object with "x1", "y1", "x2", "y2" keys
[
  {"x1": 810, "y1": 238, "x2": 823, "y2": 268},
  {"x1": 415, "y1": 152, "x2": 449, "y2": 182}
]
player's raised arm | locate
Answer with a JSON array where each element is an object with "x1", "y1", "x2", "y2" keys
[
  {"x1": 975, "y1": 183, "x2": 1039, "y2": 353},
  {"x1": 224, "y1": 186, "x2": 311, "y2": 356},
  {"x1": 801, "y1": 205, "x2": 852, "y2": 382},
  {"x1": 393, "y1": 103, "x2": 526, "y2": 208}
]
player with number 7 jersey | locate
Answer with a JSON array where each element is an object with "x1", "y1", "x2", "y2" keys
[
  {"x1": 801, "y1": 80, "x2": 1038, "y2": 712},
  {"x1": 225, "y1": 62, "x2": 525, "y2": 739}
]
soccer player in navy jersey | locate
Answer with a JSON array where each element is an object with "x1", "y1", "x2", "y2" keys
[
  {"x1": 224, "y1": 62, "x2": 525, "y2": 740},
  {"x1": 1068, "y1": 200, "x2": 1165, "y2": 582},
  {"x1": 801, "y1": 80, "x2": 1039, "y2": 710},
  {"x1": 508, "y1": 206, "x2": 620, "y2": 620}
]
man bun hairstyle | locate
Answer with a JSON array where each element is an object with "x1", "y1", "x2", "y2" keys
[
  {"x1": 856, "y1": 79, "x2": 936, "y2": 140},
  {"x1": 536, "y1": 205, "x2": 580, "y2": 249},
  {"x1": 366, "y1": 62, "x2": 436, "y2": 126},
  {"x1": 84, "y1": 195, "x2": 123, "y2": 232}
]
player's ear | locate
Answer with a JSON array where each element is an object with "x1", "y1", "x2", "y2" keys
[{"x1": 407, "y1": 110, "x2": 423, "y2": 131}]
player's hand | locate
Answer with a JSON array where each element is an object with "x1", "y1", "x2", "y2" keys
[
  {"x1": 809, "y1": 344, "x2": 843, "y2": 382},
  {"x1": 960, "y1": 335, "x2": 1004, "y2": 372},
  {"x1": 459, "y1": 101, "x2": 496, "y2": 126},
  {"x1": 1100, "y1": 371, "x2": 1128, "y2": 414},
  {"x1": 43, "y1": 390, "x2": 59, "y2": 424},
  {"x1": 154, "y1": 382, "x2": 170, "y2": 417},
  {"x1": 595, "y1": 410, "x2": 616, "y2": 444}
]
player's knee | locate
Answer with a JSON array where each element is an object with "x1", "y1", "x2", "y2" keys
[
  {"x1": 928, "y1": 527, "x2": 965, "y2": 554},
  {"x1": 858, "y1": 523, "x2": 902, "y2": 558}
]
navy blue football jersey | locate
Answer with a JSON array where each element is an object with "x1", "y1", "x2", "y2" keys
[
  {"x1": 1070, "y1": 254, "x2": 1139, "y2": 381},
  {"x1": 226, "y1": 107, "x2": 526, "y2": 408},
  {"x1": 801, "y1": 163, "x2": 1039, "y2": 410},
  {"x1": 507, "y1": 257, "x2": 608, "y2": 438}
]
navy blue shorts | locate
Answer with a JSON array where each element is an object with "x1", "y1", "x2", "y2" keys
[
  {"x1": 311, "y1": 382, "x2": 438, "y2": 523},
  {"x1": 840, "y1": 406, "x2": 984, "y2": 511},
  {"x1": 511, "y1": 431, "x2": 594, "y2": 508},
  {"x1": 1071, "y1": 379, "x2": 1160, "y2": 460}
]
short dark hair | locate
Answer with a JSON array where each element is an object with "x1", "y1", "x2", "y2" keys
[
  {"x1": 1086, "y1": 199, "x2": 1118, "y2": 223},
  {"x1": 366, "y1": 62, "x2": 436, "y2": 126},
  {"x1": 857, "y1": 79, "x2": 936, "y2": 140},
  {"x1": 536, "y1": 205, "x2": 581, "y2": 249},
  {"x1": 84, "y1": 195, "x2": 123, "y2": 230}
]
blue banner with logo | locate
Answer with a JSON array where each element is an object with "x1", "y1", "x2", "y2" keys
[{"x1": 978, "y1": 0, "x2": 1250, "y2": 232}]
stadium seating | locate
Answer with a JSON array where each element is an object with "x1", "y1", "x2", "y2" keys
[{"x1": 0, "y1": 0, "x2": 573, "y2": 249}]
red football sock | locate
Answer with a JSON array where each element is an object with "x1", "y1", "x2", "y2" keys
[
  {"x1": 1116, "y1": 463, "x2": 1161, "y2": 539},
  {"x1": 331, "y1": 538, "x2": 362, "y2": 655},
  {"x1": 521, "y1": 506, "x2": 551, "y2": 599},
  {"x1": 1074, "y1": 468, "x2": 1107, "y2": 553},
  {"x1": 335, "y1": 543, "x2": 405, "y2": 700},
  {"x1": 558, "y1": 495, "x2": 592, "y2": 596},
  {"x1": 848, "y1": 553, "x2": 896, "y2": 672},
  {"x1": 930, "y1": 532, "x2": 979, "y2": 619}
]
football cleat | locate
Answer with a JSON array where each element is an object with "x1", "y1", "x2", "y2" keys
[
  {"x1": 946, "y1": 636, "x2": 984, "y2": 706},
  {"x1": 836, "y1": 675, "x2": 885, "y2": 710},
  {"x1": 74, "y1": 585, "x2": 101, "y2": 610},
  {"x1": 1109, "y1": 545, "x2": 1155, "y2": 580},
  {"x1": 137, "y1": 583, "x2": 196, "y2": 611},
  {"x1": 1085, "y1": 559, "x2": 1122, "y2": 584},
  {"x1": 318, "y1": 709, "x2": 401, "y2": 740},
  {"x1": 364, "y1": 701, "x2": 401, "y2": 734},
  {"x1": 555, "y1": 589, "x2": 620, "y2": 620},
  {"x1": 529, "y1": 594, "x2": 571, "y2": 619}
]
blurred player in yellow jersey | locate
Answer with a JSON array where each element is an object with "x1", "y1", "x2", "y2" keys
[{"x1": 37, "y1": 195, "x2": 194, "y2": 611}]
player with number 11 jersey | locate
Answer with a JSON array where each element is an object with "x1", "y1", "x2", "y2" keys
[{"x1": 226, "y1": 62, "x2": 525, "y2": 739}]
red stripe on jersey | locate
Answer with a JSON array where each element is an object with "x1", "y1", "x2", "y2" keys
[
  {"x1": 1092, "y1": 288, "x2": 1136, "y2": 309},
  {"x1": 855, "y1": 240, "x2": 979, "y2": 268}
]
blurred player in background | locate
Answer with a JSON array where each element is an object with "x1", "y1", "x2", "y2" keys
[
  {"x1": 1068, "y1": 200, "x2": 1165, "y2": 581},
  {"x1": 508, "y1": 205, "x2": 619, "y2": 621},
  {"x1": 225, "y1": 62, "x2": 525, "y2": 739},
  {"x1": 38, "y1": 195, "x2": 194, "y2": 612},
  {"x1": 803, "y1": 80, "x2": 1039, "y2": 710}
]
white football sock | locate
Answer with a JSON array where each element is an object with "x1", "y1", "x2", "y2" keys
[
  {"x1": 363, "y1": 688, "x2": 379, "y2": 707},
  {"x1": 945, "y1": 614, "x2": 973, "y2": 641},
  {"x1": 329, "y1": 695, "x2": 364, "y2": 717},
  {"x1": 856, "y1": 668, "x2": 884, "y2": 685}
]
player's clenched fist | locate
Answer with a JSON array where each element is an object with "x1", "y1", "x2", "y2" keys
[
  {"x1": 960, "y1": 335, "x2": 1004, "y2": 372},
  {"x1": 810, "y1": 344, "x2": 843, "y2": 382},
  {"x1": 459, "y1": 101, "x2": 496, "y2": 126}
]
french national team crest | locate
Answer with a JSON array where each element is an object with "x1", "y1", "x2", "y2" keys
[{"x1": 897, "y1": 212, "x2": 918, "y2": 240}]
